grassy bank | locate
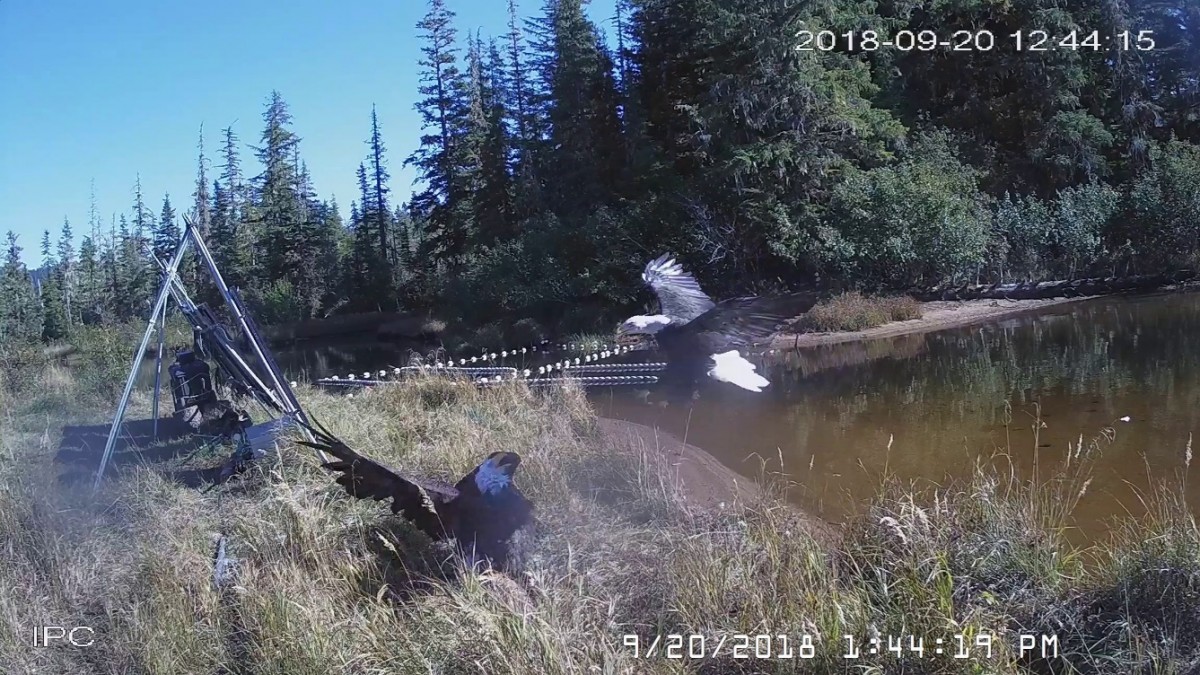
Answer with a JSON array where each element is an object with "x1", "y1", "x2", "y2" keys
[
  {"x1": 797, "y1": 292, "x2": 924, "y2": 333},
  {"x1": 1, "y1": 340, "x2": 1198, "y2": 674}
]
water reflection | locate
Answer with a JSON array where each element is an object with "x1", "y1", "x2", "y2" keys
[{"x1": 593, "y1": 292, "x2": 1200, "y2": 543}]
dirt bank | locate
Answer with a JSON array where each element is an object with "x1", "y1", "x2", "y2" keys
[
  {"x1": 772, "y1": 295, "x2": 1099, "y2": 350},
  {"x1": 595, "y1": 417, "x2": 842, "y2": 545}
]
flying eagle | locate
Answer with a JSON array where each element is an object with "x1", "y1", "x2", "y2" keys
[
  {"x1": 295, "y1": 417, "x2": 534, "y2": 568},
  {"x1": 617, "y1": 253, "x2": 818, "y2": 395},
  {"x1": 618, "y1": 253, "x2": 716, "y2": 337}
]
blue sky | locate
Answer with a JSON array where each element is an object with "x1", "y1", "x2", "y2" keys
[{"x1": 0, "y1": 0, "x2": 618, "y2": 268}]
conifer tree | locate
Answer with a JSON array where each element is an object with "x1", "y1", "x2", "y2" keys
[
  {"x1": 102, "y1": 215, "x2": 121, "y2": 320},
  {"x1": 253, "y1": 91, "x2": 304, "y2": 288},
  {"x1": 506, "y1": 0, "x2": 534, "y2": 154},
  {"x1": 316, "y1": 197, "x2": 346, "y2": 314},
  {"x1": 131, "y1": 175, "x2": 154, "y2": 252},
  {"x1": 81, "y1": 180, "x2": 105, "y2": 320},
  {"x1": 154, "y1": 194, "x2": 179, "y2": 262},
  {"x1": 39, "y1": 229, "x2": 54, "y2": 288},
  {"x1": 57, "y1": 217, "x2": 75, "y2": 327},
  {"x1": 126, "y1": 176, "x2": 154, "y2": 309},
  {"x1": 115, "y1": 212, "x2": 146, "y2": 319},
  {"x1": 407, "y1": 0, "x2": 470, "y2": 264},
  {"x1": 392, "y1": 203, "x2": 414, "y2": 277},
  {"x1": 459, "y1": 33, "x2": 490, "y2": 245},
  {"x1": 534, "y1": 0, "x2": 625, "y2": 213},
  {"x1": 290, "y1": 158, "x2": 335, "y2": 318},
  {"x1": 77, "y1": 234, "x2": 100, "y2": 323},
  {"x1": 210, "y1": 126, "x2": 251, "y2": 291},
  {"x1": 38, "y1": 229, "x2": 67, "y2": 339},
  {"x1": 476, "y1": 36, "x2": 515, "y2": 245},
  {"x1": 0, "y1": 232, "x2": 44, "y2": 341},
  {"x1": 365, "y1": 105, "x2": 393, "y2": 269},
  {"x1": 188, "y1": 124, "x2": 212, "y2": 286}
]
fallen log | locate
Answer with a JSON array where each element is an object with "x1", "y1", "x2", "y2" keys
[{"x1": 909, "y1": 270, "x2": 1197, "y2": 302}]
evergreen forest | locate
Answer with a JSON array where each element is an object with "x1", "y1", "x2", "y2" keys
[{"x1": 3, "y1": 0, "x2": 1199, "y2": 343}]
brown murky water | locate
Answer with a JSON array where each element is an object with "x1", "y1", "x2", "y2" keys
[
  {"x1": 268, "y1": 291, "x2": 1200, "y2": 543},
  {"x1": 591, "y1": 292, "x2": 1200, "y2": 543}
]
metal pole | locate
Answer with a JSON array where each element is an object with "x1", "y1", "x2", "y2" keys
[
  {"x1": 183, "y1": 218, "x2": 325, "y2": 461},
  {"x1": 93, "y1": 227, "x2": 191, "y2": 492},
  {"x1": 150, "y1": 252, "x2": 284, "y2": 412},
  {"x1": 187, "y1": 224, "x2": 293, "y2": 409},
  {"x1": 151, "y1": 304, "x2": 166, "y2": 440}
]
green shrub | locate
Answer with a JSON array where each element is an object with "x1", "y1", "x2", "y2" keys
[
  {"x1": 1127, "y1": 139, "x2": 1200, "y2": 269},
  {"x1": 824, "y1": 132, "x2": 993, "y2": 288}
]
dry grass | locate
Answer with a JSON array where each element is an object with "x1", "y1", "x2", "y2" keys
[
  {"x1": 0, "y1": 341, "x2": 1198, "y2": 674},
  {"x1": 799, "y1": 291, "x2": 923, "y2": 332}
]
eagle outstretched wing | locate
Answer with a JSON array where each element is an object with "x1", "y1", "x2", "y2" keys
[
  {"x1": 642, "y1": 253, "x2": 716, "y2": 324},
  {"x1": 294, "y1": 416, "x2": 455, "y2": 539},
  {"x1": 685, "y1": 292, "x2": 820, "y2": 354}
]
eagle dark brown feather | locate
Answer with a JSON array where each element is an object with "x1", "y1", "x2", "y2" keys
[
  {"x1": 295, "y1": 417, "x2": 450, "y2": 538},
  {"x1": 294, "y1": 415, "x2": 534, "y2": 567}
]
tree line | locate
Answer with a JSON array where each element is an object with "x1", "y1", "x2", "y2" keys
[{"x1": 2, "y1": 0, "x2": 1198, "y2": 345}]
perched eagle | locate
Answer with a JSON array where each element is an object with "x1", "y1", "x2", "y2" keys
[
  {"x1": 617, "y1": 253, "x2": 819, "y2": 396},
  {"x1": 295, "y1": 417, "x2": 534, "y2": 568}
]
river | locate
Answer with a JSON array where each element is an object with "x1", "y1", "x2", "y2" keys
[{"x1": 251, "y1": 292, "x2": 1200, "y2": 543}]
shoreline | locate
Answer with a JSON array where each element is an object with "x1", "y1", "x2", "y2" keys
[
  {"x1": 596, "y1": 417, "x2": 844, "y2": 546},
  {"x1": 771, "y1": 295, "x2": 1101, "y2": 350},
  {"x1": 602, "y1": 295, "x2": 1111, "y2": 544}
]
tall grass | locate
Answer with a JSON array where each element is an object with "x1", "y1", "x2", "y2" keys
[
  {"x1": 0, "y1": 336, "x2": 1196, "y2": 674},
  {"x1": 799, "y1": 292, "x2": 924, "y2": 332}
]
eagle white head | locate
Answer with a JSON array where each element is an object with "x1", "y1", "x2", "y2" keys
[
  {"x1": 474, "y1": 452, "x2": 520, "y2": 495},
  {"x1": 617, "y1": 314, "x2": 672, "y2": 336}
]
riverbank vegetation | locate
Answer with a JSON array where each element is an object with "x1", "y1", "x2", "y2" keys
[
  {"x1": 796, "y1": 292, "x2": 923, "y2": 333},
  {"x1": 3, "y1": 0, "x2": 1200, "y2": 346},
  {"x1": 1, "y1": 335, "x2": 1197, "y2": 674}
]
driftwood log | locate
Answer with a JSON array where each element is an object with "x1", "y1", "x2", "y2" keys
[{"x1": 909, "y1": 270, "x2": 1197, "y2": 302}]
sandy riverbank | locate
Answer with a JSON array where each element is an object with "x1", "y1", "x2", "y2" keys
[
  {"x1": 594, "y1": 417, "x2": 843, "y2": 545},
  {"x1": 772, "y1": 295, "x2": 1100, "y2": 350}
]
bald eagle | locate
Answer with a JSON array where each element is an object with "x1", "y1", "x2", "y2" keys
[
  {"x1": 617, "y1": 253, "x2": 818, "y2": 396},
  {"x1": 619, "y1": 253, "x2": 715, "y2": 336},
  {"x1": 295, "y1": 417, "x2": 533, "y2": 568}
]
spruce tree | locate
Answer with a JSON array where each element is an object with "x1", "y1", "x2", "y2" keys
[
  {"x1": 127, "y1": 176, "x2": 155, "y2": 309},
  {"x1": 479, "y1": 37, "x2": 515, "y2": 244},
  {"x1": 349, "y1": 165, "x2": 379, "y2": 304},
  {"x1": 154, "y1": 193, "x2": 179, "y2": 262},
  {"x1": 0, "y1": 232, "x2": 44, "y2": 342},
  {"x1": 407, "y1": 0, "x2": 470, "y2": 264},
  {"x1": 253, "y1": 91, "x2": 304, "y2": 288},
  {"x1": 506, "y1": 0, "x2": 533, "y2": 153},
  {"x1": 291, "y1": 158, "x2": 331, "y2": 318},
  {"x1": 38, "y1": 229, "x2": 67, "y2": 339},
  {"x1": 102, "y1": 215, "x2": 121, "y2": 320},
  {"x1": 77, "y1": 234, "x2": 100, "y2": 323},
  {"x1": 534, "y1": 0, "x2": 625, "y2": 213},
  {"x1": 211, "y1": 126, "x2": 251, "y2": 290},
  {"x1": 316, "y1": 197, "x2": 346, "y2": 314},
  {"x1": 459, "y1": 33, "x2": 490, "y2": 247},
  {"x1": 365, "y1": 105, "x2": 393, "y2": 269},
  {"x1": 57, "y1": 217, "x2": 75, "y2": 328},
  {"x1": 189, "y1": 124, "x2": 212, "y2": 286}
]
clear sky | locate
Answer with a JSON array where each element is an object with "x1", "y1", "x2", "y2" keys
[{"x1": 0, "y1": 0, "x2": 617, "y2": 268}]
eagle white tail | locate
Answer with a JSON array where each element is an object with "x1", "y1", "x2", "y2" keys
[{"x1": 707, "y1": 350, "x2": 770, "y2": 392}]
